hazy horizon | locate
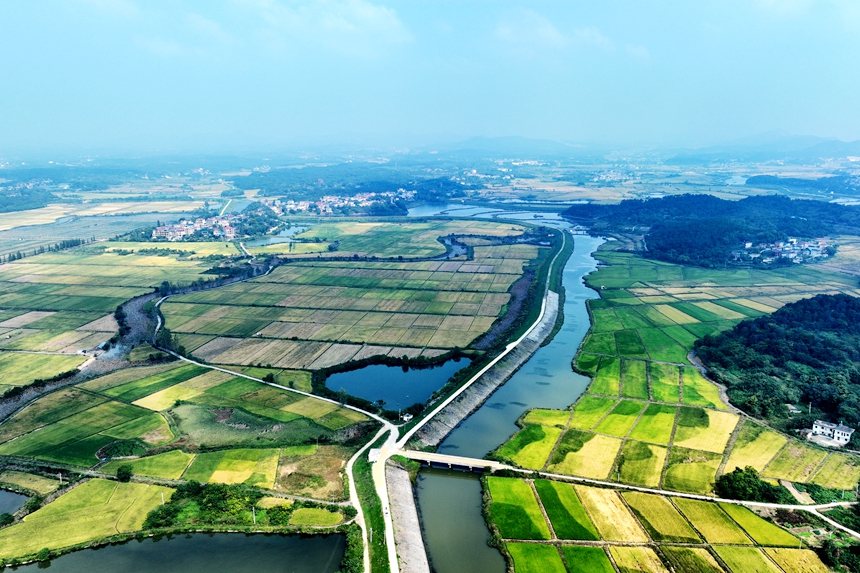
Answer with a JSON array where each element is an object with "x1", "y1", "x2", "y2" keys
[{"x1": 2, "y1": 1, "x2": 859, "y2": 155}]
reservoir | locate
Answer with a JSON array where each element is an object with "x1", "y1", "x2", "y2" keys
[
  {"x1": 12, "y1": 533, "x2": 345, "y2": 573},
  {"x1": 417, "y1": 234, "x2": 602, "y2": 573},
  {"x1": 325, "y1": 358, "x2": 471, "y2": 408},
  {"x1": 0, "y1": 489, "x2": 28, "y2": 514}
]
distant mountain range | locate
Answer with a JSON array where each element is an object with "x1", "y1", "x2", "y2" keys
[{"x1": 665, "y1": 130, "x2": 860, "y2": 164}]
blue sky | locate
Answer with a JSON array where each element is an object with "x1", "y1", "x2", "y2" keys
[{"x1": 1, "y1": 0, "x2": 859, "y2": 153}]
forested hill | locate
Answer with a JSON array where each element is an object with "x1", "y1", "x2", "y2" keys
[
  {"x1": 0, "y1": 189, "x2": 57, "y2": 213},
  {"x1": 695, "y1": 294, "x2": 860, "y2": 430},
  {"x1": 562, "y1": 194, "x2": 860, "y2": 268}
]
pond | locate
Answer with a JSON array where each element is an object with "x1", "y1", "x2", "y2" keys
[
  {"x1": 325, "y1": 358, "x2": 471, "y2": 408},
  {"x1": 245, "y1": 226, "x2": 308, "y2": 246},
  {"x1": 0, "y1": 489, "x2": 27, "y2": 514},
  {"x1": 10, "y1": 533, "x2": 345, "y2": 573}
]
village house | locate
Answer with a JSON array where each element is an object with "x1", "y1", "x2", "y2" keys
[{"x1": 811, "y1": 420, "x2": 855, "y2": 446}]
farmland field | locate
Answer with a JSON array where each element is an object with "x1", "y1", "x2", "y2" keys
[
  {"x1": 673, "y1": 498, "x2": 753, "y2": 544},
  {"x1": 608, "y1": 546, "x2": 670, "y2": 573},
  {"x1": 0, "y1": 479, "x2": 172, "y2": 559},
  {"x1": 494, "y1": 424, "x2": 562, "y2": 470},
  {"x1": 533, "y1": 479, "x2": 599, "y2": 540},
  {"x1": 661, "y1": 547, "x2": 724, "y2": 573},
  {"x1": 289, "y1": 507, "x2": 343, "y2": 526},
  {"x1": 618, "y1": 440, "x2": 667, "y2": 487},
  {"x1": 101, "y1": 450, "x2": 195, "y2": 479},
  {"x1": 810, "y1": 453, "x2": 860, "y2": 490},
  {"x1": 714, "y1": 547, "x2": 782, "y2": 573},
  {"x1": 764, "y1": 549, "x2": 831, "y2": 573},
  {"x1": 487, "y1": 477, "x2": 551, "y2": 540},
  {"x1": 0, "y1": 470, "x2": 59, "y2": 495},
  {"x1": 548, "y1": 431, "x2": 621, "y2": 479},
  {"x1": 568, "y1": 396, "x2": 617, "y2": 430},
  {"x1": 593, "y1": 400, "x2": 645, "y2": 437},
  {"x1": 628, "y1": 403, "x2": 676, "y2": 444},
  {"x1": 672, "y1": 408, "x2": 738, "y2": 453},
  {"x1": 506, "y1": 543, "x2": 566, "y2": 573},
  {"x1": 662, "y1": 447, "x2": 722, "y2": 494},
  {"x1": 573, "y1": 485, "x2": 648, "y2": 542},
  {"x1": 724, "y1": 422, "x2": 786, "y2": 474},
  {"x1": 718, "y1": 503, "x2": 798, "y2": 546},
  {"x1": 763, "y1": 443, "x2": 829, "y2": 482},
  {"x1": 560, "y1": 547, "x2": 615, "y2": 573},
  {"x1": 622, "y1": 492, "x2": 700, "y2": 542}
]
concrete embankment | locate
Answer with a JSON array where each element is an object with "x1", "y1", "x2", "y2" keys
[
  {"x1": 386, "y1": 464, "x2": 431, "y2": 573},
  {"x1": 411, "y1": 291, "x2": 560, "y2": 448}
]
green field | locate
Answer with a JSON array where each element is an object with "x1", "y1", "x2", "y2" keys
[
  {"x1": 608, "y1": 546, "x2": 670, "y2": 573},
  {"x1": 289, "y1": 507, "x2": 343, "y2": 526},
  {"x1": 622, "y1": 491, "x2": 700, "y2": 542},
  {"x1": 507, "y1": 543, "x2": 566, "y2": 573},
  {"x1": 561, "y1": 547, "x2": 615, "y2": 573},
  {"x1": 0, "y1": 352, "x2": 86, "y2": 386},
  {"x1": 487, "y1": 477, "x2": 551, "y2": 540},
  {"x1": 494, "y1": 424, "x2": 561, "y2": 470},
  {"x1": 0, "y1": 470, "x2": 59, "y2": 495},
  {"x1": 621, "y1": 359, "x2": 649, "y2": 399},
  {"x1": 724, "y1": 423, "x2": 786, "y2": 474},
  {"x1": 681, "y1": 367, "x2": 727, "y2": 410},
  {"x1": 618, "y1": 440, "x2": 667, "y2": 487},
  {"x1": 568, "y1": 396, "x2": 617, "y2": 430},
  {"x1": 590, "y1": 356, "x2": 621, "y2": 395},
  {"x1": 628, "y1": 403, "x2": 676, "y2": 444},
  {"x1": 714, "y1": 547, "x2": 782, "y2": 573},
  {"x1": 719, "y1": 503, "x2": 798, "y2": 546},
  {"x1": 522, "y1": 409, "x2": 570, "y2": 427},
  {"x1": 533, "y1": 480, "x2": 599, "y2": 540},
  {"x1": 102, "y1": 450, "x2": 195, "y2": 479},
  {"x1": 673, "y1": 498, "x2": 753, "y2": 544},
  {"x1": 0, "y1": 479, "x2": 172, "y2": 560},
  {"x1": 182, "y1": 448, "x2": 280, "y2": 488},
  {"x1": 662, "y1": 447, "x2": 721, "y2": 494},
  {"x1": 593, "y1": 400, "x2": 645, "y2": 437},
  {"x1": 580, "y1": 332, "x2": 616, "y2": 355},
  {"x1": 650, "y1": 362, "x2": 680, "y2": 402}
]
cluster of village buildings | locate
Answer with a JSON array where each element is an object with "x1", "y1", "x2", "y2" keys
[
  {"x1": 151, "y1": 214, "x2": 239, "y2": 241},
  {"x1": 260, "y1": 188, "x2": 416, "y2": 215},
  {"x1": 734, "y1": 237, "x2": 832, "y2": 265}
]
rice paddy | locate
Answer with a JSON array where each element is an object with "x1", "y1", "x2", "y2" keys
[
  {"x1": 487, "y1": 477, "x2": 551, "y2": 540},
  {"x1": 724, "y1": 422, "x2": 788, "y2": 474},
  {"x1": 622, "y1": 491, "x2": 700, "y2": 542}
]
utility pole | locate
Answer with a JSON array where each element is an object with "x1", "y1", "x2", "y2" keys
[
  {"x1": 161, "y1": 493, "x2": 165, "y2": 506},
  {"x1": 252, "y1": 506, "x2": 256, "y2": 525}
]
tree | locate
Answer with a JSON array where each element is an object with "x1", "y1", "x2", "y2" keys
[
  {"x1": 715, "y1": 466, "x2": 795, "y2": 504},
  {"x1": 0, "y1": 513, "x2": 13, "y2": 527},
  {"x1": 35, "y1": 548, "x2": 50, "y2": 561},
  {"x1": 116, "y1": 464, "x2": 133, "y2": 483}
]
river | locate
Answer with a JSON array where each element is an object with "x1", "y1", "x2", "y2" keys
[
  {"x1": 416, "y1": 234, "x2": 603, "y2": 573},
  {"x1": 13, "y1": 533, "x2": 345, "y2": 572}
]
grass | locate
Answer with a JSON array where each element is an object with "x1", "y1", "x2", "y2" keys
[
  {"x1": 621, "y1": 491, "x2": 700, "y2": 542},
  {"x1": 289, "y1": 507, "x2": 343, "y2": 526},
  {"x1": 560, "y1": 546, "x2": 614, "y2": 573},
  {"x1": 573, "y1": 485, "x2": 648, "y2": 542},
  {"x1": 673, "y1": 408, "x2": 739, "y2": 454},
  {"x1": 628, "y1": 403, "x2": 676, "y2": 444},
  {"x1": 681, "y1": 367, "x2": 727, "y2": 410},
  {"x1": 764, "y1": 548, "x2": 832, "y2": 573},
  {"x1": 714, "y1": 547, "x2": 783, "y2": 573},
  {"x1": 101, "y1": 450, "x2": 195, "y2": 479},
  {"x1": 650, "y1": 362, "x2": 680, "y2": 403},
  {"x1": 0, "y1": 352, "x2": 85, "y2": 386},
  {"x1": 548, "y1": 431, "x2": 621, "y2": 479},
  {"x1": 621, "y1": 359, "x2": 649, "y2": 399},
  {"x1": 495, "y1": 424, "x2": 562, "y2": 470},
  {"x1": 522, "y1": 409, "x2": 570, "y2": 427},
  {"x1": 662, "y1": 447, "x2": 721, "y2": 495},
  {"x1": 608, "y1": 546, "x2": 670, "y2": 573},
  {"x1": 533, "y1": 480, "x2": 599, "y2": 540},
  {"x1": 593, "y1": 400, "x2": 645, "y2": 437},
  {"x1": 724, "y1": 422, "x2": 787, "y2": 474},
  {"x1": 0, "y1": 479, "x2": 172, "y2": 560},
  {"x1": 568, "y1": 396, "x2": 617, "y2": 430},
  {"x1": 763, "y1": 442, "x2": 829, "y2": 482},
  {"x1": 618, "y1": 440, "x2": 668, "y2": 487},
  {"x1": 486, "y1": 477, "x2": 551, "y2": 540},
  {"x1": 810, "y1": 453, "x2": 860, "y2": 490},
  {"x1": 672, "y1": 498, "x2": 753, "y2": 544},
  {"x1": 506, "y1": 543, "x2": 566, "y2": 573},
  {"x1": 0, "y1": 470, "x2": 58, "y2": 495},
  {"x1": 719, "y1": 503, "x2": 798, "y2": 546},
  {"x1": 354, "y1": 446, "x2": 389, "y2": 573},
  {"x1": 182, "y1": 448, "x2": 279, "y2": 488},
  {"x1": 590, "y1": 356, "x2": 620, "y2": 395},
  {"x1": 661, "y1": 547, "x2": 725, "y2": 573}
]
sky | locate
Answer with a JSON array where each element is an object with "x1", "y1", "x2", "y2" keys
[{"x1": 1, "y1": 0, "x2": 859, "y2": 154}]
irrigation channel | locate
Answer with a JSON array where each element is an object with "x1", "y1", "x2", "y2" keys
[{"x1": 416, "y1": 234, "x2": 604, "y2": 573}]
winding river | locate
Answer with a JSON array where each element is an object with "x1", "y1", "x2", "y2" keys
[{"x1": 417, "y1": 234, "x2": 603, "y2": 573}]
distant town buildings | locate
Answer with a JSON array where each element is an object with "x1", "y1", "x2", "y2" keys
[
  {"x1": 260, "y1": 188, "x2": 415, "y2": 215},
  {"x1": 152, "y1": 215, "x2": 238, "y2": 241},
  {"x1": 732, "y1": 237, "x2": 832, "y2": 265}
]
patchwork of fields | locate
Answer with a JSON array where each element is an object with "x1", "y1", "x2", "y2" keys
[
  {"x1": 162, "y1": 220, "x2": 548, "y2": 366},
  {"x1": 0, "y1": 247, "x2": 216, "y2": 387},
  {"x1": 487, "y1": 476, "x2": 829, "y2": 573},
  {"x1": 0, "y1": 362, "x2": 368, "y2": 498},
  {"x1": 494, "y1": 245, "x2": 860, "y2": 495}
]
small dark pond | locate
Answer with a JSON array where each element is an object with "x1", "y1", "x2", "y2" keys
[
  {"x1": 0, "y1": 489, "x2": 27, "y2": 514},
  {"x1": 325, "y1": 358, "x2": 471, "y2": 408},
  {"x1": 10, "y1": 532, "x2": 344, "y2": 573}
]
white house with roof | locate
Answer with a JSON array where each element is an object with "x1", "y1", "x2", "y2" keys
[{"x1": 812, "y1": 420, "x2": 855, "y2": 445}]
